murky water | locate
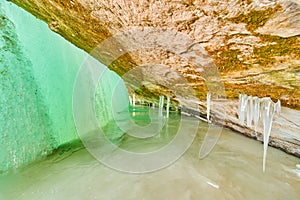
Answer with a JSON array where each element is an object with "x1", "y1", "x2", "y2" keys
[{"x1": 0, "y1": 108, "x2": 299, "y2": 200}]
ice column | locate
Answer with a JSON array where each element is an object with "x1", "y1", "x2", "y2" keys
[
  {"x1": 158, "y1": 95, "x2": 164, "y2": 117},
  {"x1": 207, "y1": 92, "x2": 211, "y2": 122},
  {"x1": 166, "y1": 96, "x2": 170, "y2": 118}
]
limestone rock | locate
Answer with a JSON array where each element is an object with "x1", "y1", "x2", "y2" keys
[{"x1": 256, "y1": 0, "x2": 300, "y2": 37}]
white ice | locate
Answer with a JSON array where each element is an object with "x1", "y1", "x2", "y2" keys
[
  {"x1": 166, "y1": 96, "x2": 170, "y2": 118},
  {"x1": 158, "y1": 95, "x2": 164, "y2": 117},
  {"x1": 238, "y1": 94, "x2": 248, "y2": 125},
  {"x1": 207, "y1": 92, "x2": 211, "y2": 123},
  {"x1": 238, "y1": 94, "x2": 281, "y2": 172},
  {"x1": 246, "y1": 96, "x2": 253, "y2": 127}
]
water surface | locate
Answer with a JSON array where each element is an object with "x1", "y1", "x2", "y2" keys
[{"x1": 0, "y1": 112, "x2": 299, "y2": 200}]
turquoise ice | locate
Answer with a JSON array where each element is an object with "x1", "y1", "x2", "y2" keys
[{"x1": 0, "y1": 1, "x2": 127, "y2": 173}]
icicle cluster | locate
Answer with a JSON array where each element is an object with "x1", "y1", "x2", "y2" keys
[
  {"x1": 238, "y1": 94, "x2": 281, "y2": 172},
  {"x1": 238, "y1": 95, "x2": 281, "y2": 128}
]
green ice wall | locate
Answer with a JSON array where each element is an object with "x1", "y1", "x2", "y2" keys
[{"x1": 0, "y1": 1, "x2": 127, "y2": 173}]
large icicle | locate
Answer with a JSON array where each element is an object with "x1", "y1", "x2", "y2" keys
[
  {"x1": 239, "y1": 95, "x2": 281, "y2": 172},
  {"x1": 260, "y1": 97, "x2": 275, "y2": 172}
]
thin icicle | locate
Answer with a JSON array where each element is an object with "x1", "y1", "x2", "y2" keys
[
  {"x1": 166, "y1": 96, "x2": 170, "y2": 118},
  {"x1": 129, "y1": 96, "x2": 132, "y2": 106},
  {"x1": 246, "y1": 96, "x2": 253, "y2": 126},
  {"x1": 207, "y1": 92, "x2": 211, "y2": 123},
  {"x1": 238, "y1": 94, "x2": 248, "y2": 125},
  {"x1": 274, "y1": 100, "x2": 281, "y2": 115},
  {"x1": 132, "y1": 93, "x2": 136, "y2": 106},
  {"x1": 253, "y1": 96, "x2": 260, "y2": 133},
  {"x1": 238, "y1": 94, "x2": 242, "y2": 121},
  {"x1": 158, "y1": 95, "x2": 164, "y2": 117}
]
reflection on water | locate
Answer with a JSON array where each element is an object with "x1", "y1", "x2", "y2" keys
[
  {"x1": 102, "y1": 106, "x2": 180, "y2": 147},
  {"x1": 105, "y1": 106, "x2": 181, "y2": 153},
  {"x1": 0, "y1": 108, "x2": 299, "y2": 200}
]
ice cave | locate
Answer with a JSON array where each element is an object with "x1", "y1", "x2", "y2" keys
[{"x1": 0, "y1": 0, "x2": 299, "y2": 199}]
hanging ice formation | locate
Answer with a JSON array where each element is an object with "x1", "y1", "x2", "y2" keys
[
  {"x1": 132, "y1": 93, "x2": 136, "y2": 106},
  {"x1": 166, "y1": 96, "x2": 170, "y2": 118},
  {"x1": 246, "y1": 96, "x2": 253, "y2": 126},
  {"x1": 238, "y1": 94, "x2": 248, "y2": 124},
  {"x1": 238, "y1": 94, "x2": 281, "y2": 172},
  {"x1": 253, "y1": 97, "x2": 260, "y2": 133},
  {"x1": 260, "y1": 97, "x2": 274, "y2": 172},
  {"x1": 206, "y1": 92, "x2": 211, "y2": 123},
  {"x1": 158, "y1": 95, "x2": 164, "y2": 117},
  {"x1": 152, "y1": 102, "x2": 155, "y2": 109}
]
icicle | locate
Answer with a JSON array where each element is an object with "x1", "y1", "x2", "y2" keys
[
  {"x1": 246, "y1": 96, "x2": 254, "y2": 126},
  {"x1": 238, "y1": 94, "x2": 248, "y2": 125},
  {"x1": 207, "y1": 92, "x2": 211, "y2": 123},
  {"x1": 129, "y1": 96, "x2": 132, "y2": 106},
  {"x1": 166, "y1": 96, "x2": 170, "y2": 118},
  {"x1": 158, "y1": 95, "x2": 164, "y2": 117},
  {"x1": 260, "y1": 97, "x2": 275, "y2": 172},
  {"x1": 253, "y1": 96, "x2": 260, "y2": 133},
  {"x1": 132, "y1": 93, "x2": 136, "y2": 106},
  {"x1": 274, "y1": 100, "x2": 281, "y2": 115},
  {"x1": 238, "y1": 94, "x2": 242, "y2": 122}
]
